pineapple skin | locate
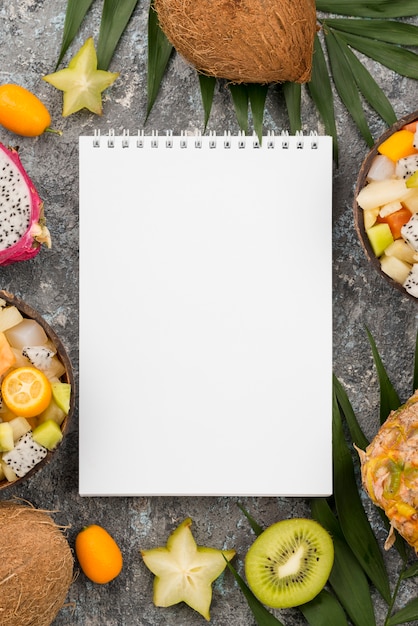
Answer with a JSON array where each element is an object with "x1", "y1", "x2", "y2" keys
[{"x1": 357, "y1": 390, "x2": 418, "y2": 554}]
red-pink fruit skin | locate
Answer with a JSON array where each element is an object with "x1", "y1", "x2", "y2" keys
[{"x1": 0, "y1": 143, "x2": 43, "y2": 266}]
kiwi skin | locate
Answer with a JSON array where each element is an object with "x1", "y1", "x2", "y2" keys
[{"x1": 244, "y1": 518, "x2": 334, "y2": 609}]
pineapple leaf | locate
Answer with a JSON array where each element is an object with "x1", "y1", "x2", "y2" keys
[
  {"x1": 402, "y1": 562, "x2": 418, "y2": 579},
  {"x1": 323, "y1": 18, "x2": 418, "y2": 46},
  {"x1": 96, "y1": 0, "x2": 139, "y2": 70},
  {"x1": 55, "y1": 0, "x2": 95, "y2": 69},
  {"x1": 316, "y1": 0, "x2": 418, "y2": 18},
  {"x1": 311, "y1": 498, "x2": 377, "y2": 626},
  {"x1": 237, "y1": 503, "x2": 264, "y2": 537},
  {"x1": 229, "y1": 84, "x2": 249, "y2": 134},
  {"x1": 248, "y1": 84, "x2": 269, "y2": 145},
  {"x1": 365, "y1": 327, "x2": 401, "y2": 423},
  {"x1": 146, "y1": 0, "x2": 173, "y2": 120},
  {"x1": 307, "y1": 34, "x2": 338, "y2": 162},
  {"x1": 386, "y1": 597, "x2": 418, "y2": 626},
  {"x1": 282, "y1": 82, "x2": 302, "y2": 133},
  {"x1": 198, "y1": 74, "x2": 216, "y2": 131},
  {"x1": 323, "y1": 28, "x2": 374, "y2": 146},
  {"x1": 225, "y1": 559, "x2": 285, "y2": 626},
  {"x1": 333, "y1": 374, "x2": 369, "y2": 449},
  {"x1": 299, "y1": 589, "x2": 350, "y2": 626},
  {"x1": 332, "y1": 385, "x2": 391, "y2": 603}
]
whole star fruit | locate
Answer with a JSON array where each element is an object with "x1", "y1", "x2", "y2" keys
[
  {"x1": 43, "y1": 37, "x2": 119, "y2": 116},
  {"x1": 141, "y1": 517, "x2": 236, "y2": 621}
]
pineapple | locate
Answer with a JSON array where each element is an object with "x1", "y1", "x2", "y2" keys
[{"x1": 356, "y1": 390, "x2": 418, "y2": 553}]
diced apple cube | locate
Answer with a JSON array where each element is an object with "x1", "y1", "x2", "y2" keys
[
  {"x1": 8, "y1": 417, "x2": 32, "y2": 442},
  {"x1": 385, "y1": 239, "x2": 417, "y2": 264},
  {"x1": 363, "y1": 207, "x2": 379, "y2": 230},
  {"x1": 357, "y1": 179, "x2": 411, "y2": 211},
  {"x1": 0, "y1": 422, "x2": 14, "y2": 452}
]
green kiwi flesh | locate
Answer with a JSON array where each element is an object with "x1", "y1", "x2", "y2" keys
[{"x1": 244, "y1": 518, "x2": 334, "y2": 609}]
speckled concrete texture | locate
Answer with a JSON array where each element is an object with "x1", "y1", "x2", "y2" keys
[{"x1": 0, "y1": 1, "x2": 417, "y2": 625}]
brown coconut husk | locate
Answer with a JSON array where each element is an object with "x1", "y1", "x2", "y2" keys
[
  {"x1": 0, "y1": 501, "x2": 74, "y2": 626},
  {"x1": 153, "y1": 0, "x2": 317, "y2": 84}
]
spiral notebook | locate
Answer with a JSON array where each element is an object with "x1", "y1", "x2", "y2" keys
[{"x1": 79, "y1": 130, "x2": 333, "y2": 497}]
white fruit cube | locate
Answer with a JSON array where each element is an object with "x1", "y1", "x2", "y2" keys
[
  {"x1": 0, "y1": 306, "x2": 23, "y2": 333},
  {"x1": 380, "y1": 254, "x2": 412, "y2": 284}
]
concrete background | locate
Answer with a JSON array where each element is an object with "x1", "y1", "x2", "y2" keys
[{"x1": 0, "y1": 1, "x2": 417, "y2": 624}]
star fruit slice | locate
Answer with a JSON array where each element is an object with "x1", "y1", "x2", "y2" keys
[
  {"x1": 141, "y1": 517, "x2": 236, "y2": 621},
  {"x1": 43, "y1": 37, "x2": 119, "y2": 116}
]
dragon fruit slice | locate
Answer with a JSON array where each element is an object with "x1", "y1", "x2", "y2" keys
[
  {"x1": 395, "y1": 154, "x2": 418, "y2": 180},
  {"x1": 0, "y1": 143, "x2": 51, "y2": 266},
  {"x1": 401, "y1": 212, "x2": 418, "y2": 251},
  {"x1": 21, "y1": 345, "x2": 65, "y2": 379},
  {"x1": 2, "y1": 431, "x2": 48, "y2": 477},
  {"x1": 403, "y1": 263, "x2": 418, "y2": 298}
]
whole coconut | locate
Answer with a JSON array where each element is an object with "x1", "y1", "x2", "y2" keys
[
  {"x1": 153, "y1": 0, "x2": 317, "y2": 84},
  {"x1": 0, "y1": 501, "x2": 74, "y2": 626}
]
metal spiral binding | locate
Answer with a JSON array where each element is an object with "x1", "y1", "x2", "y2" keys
[{"x1": 92, "y1": 129, "x2": 322, "y2": 149}]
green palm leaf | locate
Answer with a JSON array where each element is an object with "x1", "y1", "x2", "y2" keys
[
  {"x1": 146, "y1": 0, "x2": 173, "y2": 120},
  {"x1": 229, "y1": 84, "x2": 249, "y2": 134},
  {"x1": 365, "y1": 327, "x2": 401, "y2": 423},
  {"x1": 333, "y1": 39, "x2": 396, "y2": 126},
  {"x1": 55, "y1": 0, "x2": 95, "y2": 68},
  {"x1": 332, "y1": 384, "x2": 391, "y2": 603},
  {"x1": 316, "y1": 0, "x2": 418, "y2": 18},
  {"x1": 337, "y1": 30, "x2": 418, "y2": 79},
  {"x1": 96, "y1": 0, "x2": 139, "y2": 70},
  {"x1": 311, "y1": 498, "x2": 376, "y2": 626},
  {"x1": 198, "y1": 74, "x2": 216, "y2": 131},
  {"x1": 307, "y1": 34, "x2": 338, "y2": 161},
  {"x1": 299, "y1": 589, "x2": 349, "y2": 626},
  {"x1": 248, "y1": 84, "x2": 269, "y2": 144},
  {"x1": 387, "y1": 597, "x2": 418, "y2": 625},
  {"x1": 282, "y1": 82, "x2": 302, "y2": 133},
  {"x1": 324, "y1": 18, "x2": 418, "y2": 45},
  {"x1": 323, "y1": 28, "x2": 374, "y2": 146}
]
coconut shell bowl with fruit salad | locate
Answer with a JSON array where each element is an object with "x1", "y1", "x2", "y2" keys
[
  {"x1": 0, "y1": 290, "x2": 74, "y2": 490},
  {"x1": 354, "y1": 110, "x2": 418, "y2": 301}
]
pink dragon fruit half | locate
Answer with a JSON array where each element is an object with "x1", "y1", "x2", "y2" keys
[{"x1": 0, "y1": 143, "x2": 51, "y2": 266}]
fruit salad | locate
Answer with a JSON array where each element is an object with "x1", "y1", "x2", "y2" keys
[
  {"x1": 0, "y1": 300, "x2": 71, "y2": 484},
  {"x1": 355, "y1": 118, "x2": 418, "y2": 298}
]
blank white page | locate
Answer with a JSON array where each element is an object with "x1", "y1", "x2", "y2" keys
[{"x1": 79, "y1": 132, "x2": 333, "y2": 496}]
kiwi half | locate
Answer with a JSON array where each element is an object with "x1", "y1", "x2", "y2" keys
[{"x1": 244, "y1": 518, "x2": 334, "y2": 609}]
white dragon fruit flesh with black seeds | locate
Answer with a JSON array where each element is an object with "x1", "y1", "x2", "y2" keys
[
  {"x1": 0, "y1": 143, "x2": 51, "y2": 266},
  {"x1": 2, "y1": 431, "x2": 48, "y2": 478}
]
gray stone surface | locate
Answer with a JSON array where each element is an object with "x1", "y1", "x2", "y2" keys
[{"x1": 0, "y1": 1, "x2": 417, "y2": 625}]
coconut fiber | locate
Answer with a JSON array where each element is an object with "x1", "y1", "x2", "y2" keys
[
  {"x1": 153, "y1": 0, "x2": 317, "y2": 83},
  {"x1": 0, "y1": 501, "x2": 74, "y2": 626}
]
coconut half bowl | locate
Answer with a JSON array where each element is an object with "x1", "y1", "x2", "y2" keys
[
  {"x1": 0, "y1": 290, "x2": 75, "y2": 490},
  {"x1": 353, "y1": 110, "x2": 418, "y2": 302}
]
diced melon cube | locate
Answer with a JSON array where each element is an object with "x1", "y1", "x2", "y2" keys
[
  {"x1": 0, "y1": 422, "x2": 14, "y2": 452},
  {"x1": 32, "y1": 420, "x2": 63, "y2": 450},
  {"x1": 51, "y1": 382, "x2": 71, "y2": 415},
  {"x1": 367, "y1": 223, "x2": 394, "y2": 257}
]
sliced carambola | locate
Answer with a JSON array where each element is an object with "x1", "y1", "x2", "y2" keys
[
  {"x1": 32, "y1": 419, "x2": 63, "y2": 450},
  {"x1": 366, "y1": 223, "x2": 394, "y2": 257}
]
